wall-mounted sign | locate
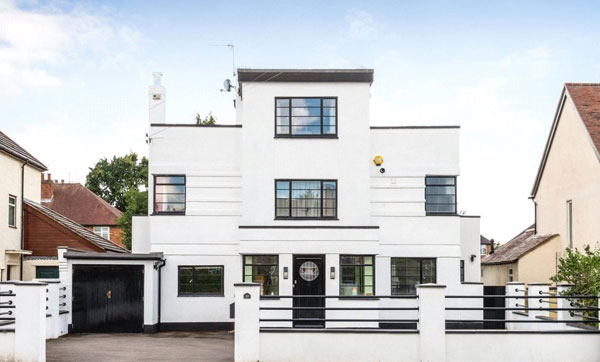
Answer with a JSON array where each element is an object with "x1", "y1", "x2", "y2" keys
[{"x1": 243, "y1": 293, "x2": 251, "y2": 299}]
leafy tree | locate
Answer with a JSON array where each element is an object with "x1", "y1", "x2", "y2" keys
[
  {"x1": 116, "y1": 189, "x2": 148, "y2": 250},
  {"x1": 85, "y1": 153, "x2": 148, "y2": 211},
  {"x1": 551, "y1": 245, "x2": 600, "y2": 323},
  {"x1": 195, "y1": 112, "x2": 216, "y2": 125}
]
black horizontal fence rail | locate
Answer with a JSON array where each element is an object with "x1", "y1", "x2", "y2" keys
[
  {"x1": 445, "y1": 294, "x2": 600, "y2": 330},
  {"x1": 259, "y1": 295, "x2": 419, "y2": 330},
  {"x1": 0, "y1": 290, "x2": 16, "y2": 327}
]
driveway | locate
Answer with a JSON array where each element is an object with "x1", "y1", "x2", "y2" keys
[{"x1": 47, "y1": 331, "x2": 234, "y2": 362}]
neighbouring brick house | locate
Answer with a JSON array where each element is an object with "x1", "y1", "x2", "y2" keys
[{"x1": 41, "y1": 175, "x2": 125, "y2": 248}]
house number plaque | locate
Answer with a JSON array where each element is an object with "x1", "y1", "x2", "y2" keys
[{"x1": 244, "y1": 293, "x2": 251, "y2": 299}]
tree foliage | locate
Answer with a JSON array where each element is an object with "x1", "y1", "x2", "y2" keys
[
  {"x1": 85, "y1": 153, "x2": 148, "y2": 211},
  {"x1": 551, "y1": 245, "x2": 600, "y2": 322},
  {"x1": 116, "y1": 189, "x2": 148, "y2": 250},
  {"x1": 195, "y1": 112, "x2": 216, "y2": 125}
]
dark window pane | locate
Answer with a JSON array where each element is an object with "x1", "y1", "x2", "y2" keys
[
  {"x1": 244, "y1": 256, "x2": 278, "y2": 295},
  {"x1": 425, "y1": 177, "x2": 455, "y2": 186},
  {"x1": 425, "y1": 177, "x2": 456, "y2": 215},
  {"x1": 391, "y1": 258, "x2": 436, "y2": 295},
  {"x1": 178, "y1": 267, "x2": 193, "y2": 294},
  {"x1": 340, "y1": 255, "x2": 375, "y2": 296}
]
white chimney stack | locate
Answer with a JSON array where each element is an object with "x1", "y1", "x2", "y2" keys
[{"x1": 148, "y1": 72, "x2": 166, "y2": 124}]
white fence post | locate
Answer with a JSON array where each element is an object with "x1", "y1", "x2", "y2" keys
[
  {"x1": 37, "y1": 279, "x2": 60, "y2": 339},
  {"x1": 417, "y1": 283, "x2": 446, "y2": 362},
  {"x1": 505, "y1": 282, "x2": 525, "y2": 330},
  {"x1": 528, "y1": 283, "x2": 550, "y2": 330},
  {"x1": 14, "y1": 281, "x2": 47, "y2": 362},
  {"x1": 556, "y1": 283, "x2": 576, "y2": 328},
  {"x1": 234, "y1": 283, "x2": 261, "y2": 362}
]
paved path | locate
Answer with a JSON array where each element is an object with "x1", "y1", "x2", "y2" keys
[{"x1": 47, "y1": 331, "x2": 234, "y2": 362}]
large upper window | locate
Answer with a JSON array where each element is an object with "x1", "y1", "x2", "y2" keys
[
  {"x1": 340, "y1": 255, "x2": 374, "y2": 296},
  {"x1": 275, "y1": 180, "x2": 337, "y2": 219},
  {"x1": 154, "y1": 175, "x2": 185, "y2": 214},
  {"x1": 425, "y1": 176, "x2": 456, "y2": 215},
  {"x1": 275, "y1": 97, "x2": 337, "y2": 137},
  {"x1": 244, "y1": 255, "x2": 279, "y2": 296},
  {"x1": 391, "y1": 258, "x2": 436, "y2": 295},
  {"x1": 8, "y1": 195, "x2": 16, "y2": 227},
  {"x1": 178, "y1": 266, "x2": 224, "y2": 296}
]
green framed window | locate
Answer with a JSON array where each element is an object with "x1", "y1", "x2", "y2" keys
[
  {"x1": 340, "y1": 255, "x2": 374, "y2": 296},
  {"x1": 243, "y1": 255, "x2": 279, "y2": 296},
  {"x1": 178, "y1": 266, "x2": 224, "y2": 296},
  {"x1": 391, "y1": 258, "x2": 436, "y2": 295}
]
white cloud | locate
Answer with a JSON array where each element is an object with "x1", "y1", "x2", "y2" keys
[{"x1": 345, "y1": 10, "x2": 377, "y2": 38}]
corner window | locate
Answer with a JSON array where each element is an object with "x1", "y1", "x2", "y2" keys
[
  {"x1": 340, "y1": 255, "x2": 374, "y2": 296},
  {"x1": 36, "y1": 266, "x2": 59, "y2": 279},
  {"x1": 8, "y1": 195, "x2": 16, "y2": 227},
  {"x1": 178, "y1": 266, "x2": 224, "y2": 296},
  {"x1": 275, "y1": 97, "x2": 337, "y2": 137},
  {"x1": 460, "y1": 260, "x2": 465, "y2": 283},
  {"x1": 425, "y1": 176, "x2": 456, "y2": 215},
  {"x1": 154, "y1": 175, "x2": 185, "y2": 214},
  {"x1": 93, "y1": 226, "x2": 110, "y2": 240},
  {"x1": 244, "y1": 256, "x2": 279, "y2": 296},
  {"x1": 391, "y1": 258, "x2": 436, "y2": 295},
  {"x1": 275, "y1": 180, "x2": 337, "y2": 219}
]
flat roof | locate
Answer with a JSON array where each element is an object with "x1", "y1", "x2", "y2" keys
[
  {"x1": 64, "y1": 251, "x2": 163, "y2": 260},
  {"x1": 237, "y1": 69, "x2": 374, "y2": 83}
]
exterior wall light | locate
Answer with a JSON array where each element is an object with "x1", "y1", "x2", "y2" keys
[
  {"x1": 470, "y1": 254, "x2": 477, "y2": 262},
  {"x1": 330, "y1": 266, "x2": 335, "y2": 279},
  {"x1": 283, "y1": 266, "x2": 289, "y2": 279}
]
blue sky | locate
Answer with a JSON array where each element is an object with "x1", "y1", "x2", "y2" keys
[{"x1": 2, "y1": 0, "x2": 600, "y2": 242}]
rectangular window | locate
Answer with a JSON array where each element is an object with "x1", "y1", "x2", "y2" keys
[
  {"x1": 480, "y1": 245, "x2": 487, "y2": 255},
  {"x1": 425, "y1": 176, "x2": 456, "y2": 215},
  {"x1": 275, "y1": 97, "x2": 337, "y2": 137},
  {"x1": 275, "y1": 180, "x2": 337, "y2": 219},
  {"x1": 8, "y1": 195, "x2": 16, "y2": 227},
  {"x1": 93, "y1": 226, "x2": 110, "y2": 240},
  {"x1": 154, "y1": 175, "x2": 186, "y2": 214},
  {"x1": 340, "y1": 255, "x2": 374, "y2": 296},
  {"x1": 36, "y1": 266, "x2": 59, "y2": 279},
  {"x1": 391, "y1": 258, "x2": 436, "y2": 295},
  {"x1": 567, "y1": 200, "x2": 573, "y2": 248},
  {"x1": 460, "y1": 260, "x2": 465, "y2": 283},
  {"x1": 178, "y1": 266, "x2": 224, "y2": 296},
  {"x1": 244, "y1": 256, "x2": 279, "y2": 296}
]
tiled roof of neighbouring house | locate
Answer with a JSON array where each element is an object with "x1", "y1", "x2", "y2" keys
[
  {"x1": 565, "y1": 83, "x2": 600, "y2": 155},
  {"x1": 481, "y1": 224, "x2": 556, "y2": 265},
  {"x1": 0, "y1": 131, "x2": 47, "y2": 170},
  {"x1": 480, "y1": 235, "x2": 492, "y2": 245},
  {"x1": 42, "y1": 183, "x2": 122, "y2": 226},
  {"x1": 24, "y1": 199, "x2": 128, "y2": 253}
]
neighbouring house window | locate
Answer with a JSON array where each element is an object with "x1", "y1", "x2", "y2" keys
[
  {"x1": 36, "y1": 266, "x2": 59, "y2": 279},
  {"x1": 275, "y1": 97, "x2": 337, "y2": 136},
  {"x1": 480, "y1": 245, "x2": 487, "y2": 255},
  {"x1": 508, "y1": 268, "x2": 513, "y2": 282},
  {"x1": 425, "y1": 176, "x2": 456, "y2": 215},
  {"x1": 8, "y1": 195, "x2": 16, "y2": 227},
  {"x1": 340, "y1": 255, "x2": 374, "y2": 296},
  {"x1": 275, "y1": 180, "x2": 337, "y2": 219},
  {"x1": 93, "y1": 226, "x2": 110, "y2": 240},
  {"x1": 567, "y1": 200, "x2": 573, "y2": 248},
  {"x1": 178, "y1": 266, "x2": 224, "y2": 296},
  {"x1": 244, "y1": 256, "x2": 279, "y2": 296},
  {"x1": 391, "y1": 258, "x2": 436, "y2": 295},
  {"x1": 154, "y1": 175, "x2": 186, "y2": 214},
  {"x1": 460, "y1": 260, "x2": 465, "y2": 283}
]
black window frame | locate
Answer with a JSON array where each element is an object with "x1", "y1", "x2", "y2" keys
[
  {"x1": 425, "y1": 176, "x2": 457, "y2": 215},
  {"x1": 8, "y1": 194, "x2": 16, "y2": 228},
  {"x1": 339, "y1": 255, "x2": 375, "y2": 297},
  {"x1": 36, "y1": 266, "x2": 59, "y2": 279},
  {"x1": 243, "y1": 255, "x2": 279, "y2": 296},
  {"x1": 460, "y1": 260, "x2": 465, "y2": 283},
  {"x1": 177, "y1": 265, "x2": 225, "y2": 297},
  {"x1": 274, "y1": 97, "x2": 338, "y2": 138},
  {"x1": 391, "y1": 257, "x2": 437, "y2": 295},
  {"x1": 274, "y1": 179, "x2": 338, "y2": 220},
  {"x1": 153, "y1": 175, "x2": 186, "y2": 215}
]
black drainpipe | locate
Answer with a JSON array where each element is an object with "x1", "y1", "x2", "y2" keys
[
  {"x1": 530, "y1": 197, "x2": 537, "y2": 234},
  {"x1": 157, "y1": 258, "x2": 166, "y2": 331},
  {"x1": 19, "y1": 160, "x2": 28, "y2": 281}
]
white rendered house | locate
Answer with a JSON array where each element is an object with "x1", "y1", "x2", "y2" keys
[{"x1": 132, "y1": 69, "x2": 481, "y2": 330}]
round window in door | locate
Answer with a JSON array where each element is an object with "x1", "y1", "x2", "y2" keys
[{"x1": 299, "y1": 261, "x2": 319, "y2": 282}]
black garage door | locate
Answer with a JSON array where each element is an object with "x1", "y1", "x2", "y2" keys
[{"x1": 72, "y1": 265, "x2": 144, "y2": 333}]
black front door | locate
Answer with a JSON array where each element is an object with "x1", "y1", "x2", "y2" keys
[
  {"x1": 72, "y1": 265, "x2": 144, "y2": 333},
  {"x1": 293, "y1": 255, "x2": 325, "y2": 328}
]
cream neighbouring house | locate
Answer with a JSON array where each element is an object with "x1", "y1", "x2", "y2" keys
[
  {"x1": 0, "y1": 131, "x2": 47, "y2": 281},
  {"x1": 483, "y1": 83, "x2": 600, "y2": 284}
]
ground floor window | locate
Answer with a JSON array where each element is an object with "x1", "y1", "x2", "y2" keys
[
  {"x1": 340, "y1": 255, "x2": 374, "y2": 296},
  {"x1": 391, "y1": 258, "x2": 436, "y2": 295},
  {"x1": 36, "y1": 266, "x2": 59, "y2": 279},
  {"x1": 460, "y1": 260, "x2": 465, "y2": 283},
  {"x1": 178, "y1": 266, "x2": 224, "y2": 296},
  {"x1": 244, "y1": 255, "x2": 279, "y2": 296}
]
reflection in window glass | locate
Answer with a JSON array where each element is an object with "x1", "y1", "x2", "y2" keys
[
  {"x1": 391, "y1": 258, "x2": 436, "y2": 295},
  {"x1": 275, "y1": 97, "x2": 337, "y2": 136},
  {"x1": 275, "y1": 180, "x2": 337, "y2": 218},
  {"x1": 244, "y1": 255, "x2": 279, "y2": 295},
  {"x1": 154, "y1": 175, "x2": 186, "y2": 214},
  {"x1": 425, "y1": 176, "x2": 456, "y2": 214},
  {"x1": 178, "y1": 266, "x2": 224, "y2": 296},
  {"x1": 340, "y1": 255, "x2": 374, "y2": 296}
]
